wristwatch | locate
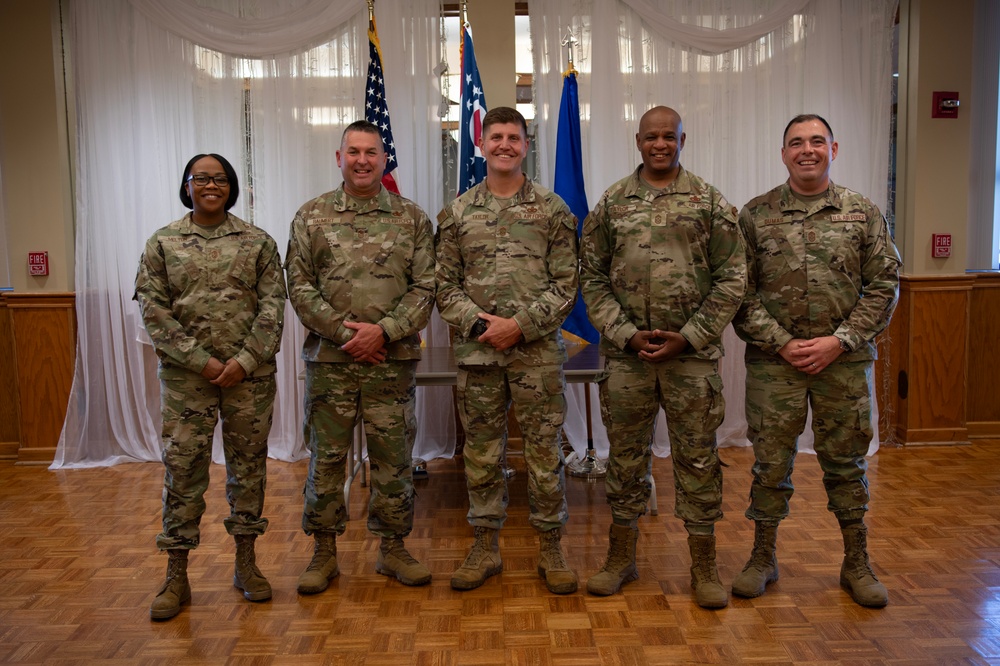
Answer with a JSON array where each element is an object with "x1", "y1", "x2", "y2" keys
[
  {"x1": 379, "y1": 325, "x2": 390, "y2": 343},
  {"x1": 470, "y1": 319, "x2": 489, "y2": 338},
  {"x1": 837, "y1": 337, "x2": 851, "y2": 352}
]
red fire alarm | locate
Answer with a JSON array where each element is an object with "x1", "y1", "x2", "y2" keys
[
  {"x1": 931, "y1": 233, "x2": 952, "y2": 259},
  {"x1": 28, "y1": 251, "x2": 49, "y2": 276},
  {"x1": 932, "y1": 91, "x2": 960, "y2": 119}
]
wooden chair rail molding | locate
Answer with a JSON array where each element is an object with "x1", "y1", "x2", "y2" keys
[{"x1": 0, "y1": 292, "x2": 76, "y2": 464}]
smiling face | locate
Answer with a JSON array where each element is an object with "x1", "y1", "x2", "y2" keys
[
  {"x1": 636, "y1": 107, "x2": 685, "y2": 186},
  {"x1": 781, "y1": 119, "x2": 838, "y2": 195},
  {"x1": 337, "y1": 128, "x2": 386, "y2": 198},
  {"x1": 185, "y1": 156, "x2": 230, "y2": 225},
  {"x1": 479, "y1": 121, "x2": 527, "y2": 179}
]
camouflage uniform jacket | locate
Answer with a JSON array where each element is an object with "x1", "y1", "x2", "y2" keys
[
  {"x1": 579, "y1": 166, "x2": 746, "y2": 360},
  {"x1": 285, "y1": 185, "x2": 435, "y2": 363},
  {"x1": 435, "y1": 178, "x2": 578, "y2": 366},
  {"x1": 733, "y1": 181, "x2": 901, "y2": 363},
  {"x1": 134, "y1": 213, "x2": 286, "y2": 379}
]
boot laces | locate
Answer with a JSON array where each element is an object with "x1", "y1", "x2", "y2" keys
[
  {"x1": 541, "y1": 533, "x2": 569, "y2": 570},
  {"x1": 845, "y1": 539, "x2": 878, "y2": 579},
  {"x1": 165, "y1": 559, "x2": 185, "y2": 583},
  {"x1": 385, "y1": 539, "x2": 419, "y2": 565},
  {"x1": 237, "y1": 544, "x2": 263, "y2": 578},
  {"x1": 744, "y1": 532, "x2": 775, "y2": 572},
  {"x1": 602, "y1": 539, "x2": 630, "y2": 572},
  {"x1": 306, "y1": 536, "x2": 335, "y2": 571},
  {"x1": 463, "y1": 528, "x2": 493, "y2": 566},
  {"x1": 690, "y1": 540, "x2": 721, "y2": 583}
]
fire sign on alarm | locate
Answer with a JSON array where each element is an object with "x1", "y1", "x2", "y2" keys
[
  {"x1": 931, "y1": 234, "x2": 952, "y2": 259},
  {"x1": 28, "y1": 251, "x2": 49, "y2": 276}
]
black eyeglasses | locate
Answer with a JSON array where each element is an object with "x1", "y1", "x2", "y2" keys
[{"x1": 187, "y1": 174, "x2": 230, "y2": 187}]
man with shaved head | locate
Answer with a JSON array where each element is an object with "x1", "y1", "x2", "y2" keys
[{"x1": 579, "y1": 106, "x2": 746, "y2": 608}]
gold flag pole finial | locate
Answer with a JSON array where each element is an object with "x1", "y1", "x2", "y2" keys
[
  {"x1": 561, "y1": 27, "x2": 579, "y2": 77},
  {"x1": 461, "y1": 0, "x2": 469, "y2": 28},
  {"x1": 367, "y1": 0, "x2": 374, "y2": 23}
]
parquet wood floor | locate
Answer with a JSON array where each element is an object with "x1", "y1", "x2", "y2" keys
[{"x1": 1, "y1": 442, "x2": 999, "y2": 665}]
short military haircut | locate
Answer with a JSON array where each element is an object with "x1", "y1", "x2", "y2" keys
[
  {"x1": 782, "y1": 114, "x2": 834, "y2": 145},
  {"x1": 481, "y1": 106, "x2": 528, "y2": 137},
  {"x1": 179, "y1": 153, "x2": 240, "y2": 211},
  {"x1": 341, "y1": 120, "x2": 384, "y2": 146}
]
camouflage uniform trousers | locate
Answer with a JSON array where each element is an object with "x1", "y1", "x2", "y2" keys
[
  {"x1": 456, "y1": 362, "x2": 569, "y2": 532},
  {"x1": 598, "y1": 356, "x2": 725, "y2": 530},
  {"x1": 156, "y1": 372, "x2": 276, "y2": 550},
  {"x1": 744, "y1": 360, "x2": 874, "y2": 525},
  {"x1": 302, "y1": 360, "x2": 418, "y2": 538}
]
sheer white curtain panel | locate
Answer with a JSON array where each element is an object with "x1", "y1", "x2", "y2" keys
[
  {"x1": 53, "y1": 0, "x2": 447, "y2": 468},
  {"x1": 126, "y1": 0, "x2": 361, "y2": 57},
  {"x1": 530, "y1": 0, "x2": 895, "y2": 457}
]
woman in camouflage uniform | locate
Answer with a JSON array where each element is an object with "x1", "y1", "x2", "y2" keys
[{"x1": 134, "y1": 154, "x2": 286, "y2": 620}]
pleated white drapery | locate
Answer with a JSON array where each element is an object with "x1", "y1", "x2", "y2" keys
[
  {"x1": 531, "y1": 0, "x2": 895, "y2": 457},
  {"x1": 53, "y1": 0, "x2": 452, "y2": 468},
  {"x1": 53, "y1": 0, "x2": 895, "y2": 468}
]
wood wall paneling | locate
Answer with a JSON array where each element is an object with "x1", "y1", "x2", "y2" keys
[
  {"x1": 6, "y1": 293, "x2": 76, "y2": 464},
  {"x1": 892, "y1": 284, "x2": 912, "y2": 443},
  {"x1": 894, "y1": 276, "x2": 973, "y2": 445},
  {"x1": 968, "y1": 272, "x2": 1000, "y2": 438},
  {"x1": 1, "y1": 275, "x2": 993, "y2": 460},
  {"x1": 0, "y1": 295, "x2": 21, "y2": 458}
]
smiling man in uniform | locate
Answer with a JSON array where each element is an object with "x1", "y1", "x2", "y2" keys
[
  {"x1": 731, "y1": 114, "x2": 900, "y2": 607},
  {"x1": 579, "y1": 106, "x2": 746, "y2": 608}
]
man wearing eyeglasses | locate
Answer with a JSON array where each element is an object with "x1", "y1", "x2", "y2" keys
[{"x1": 285, "y1": 120, "x2": 436, "y2": 593}]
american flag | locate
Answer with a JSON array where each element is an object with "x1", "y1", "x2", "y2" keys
[
  {"x1": 458, "y1": 24, "x2": 487, "y2": 195},
  {"x1": 365, "y1": 15, "x2": 400, "y2": 194}
]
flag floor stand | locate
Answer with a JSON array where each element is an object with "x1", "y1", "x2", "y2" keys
[
  {"x1": 567, "y1": 446, "x2": 607, "y2": 480},
  {"x1": 567, "y1": 387, "x2": 607, "y2": 480}
]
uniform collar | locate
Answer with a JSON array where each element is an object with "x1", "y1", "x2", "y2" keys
[
  {"x1": 469, "y1": 176, "x2": 538, "y2": 209},
  {"x1": 625, "y1": 164, "x2": 692, "y2": 201},
  {"x1": 778, "y1": 180, "x2": 843, "y2": 213},
  {"x1": 331, "y1": 184, "x2": 394, "y2": 215},
  {"x1": 178, "y1": 212, "x2": 245, "y2": 239}
]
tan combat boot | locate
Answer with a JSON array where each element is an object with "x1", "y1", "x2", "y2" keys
[
  {"x1": 451, "y1": 526, "x2": 502, "y2": 590},
  {"x1": 233, "y1": 534, "x2": 272, "y2": 602},
  {"x1": 840, "y1": 523, "x2": 888, "y2": 607},
  {"x1": 376, "y1": 536, "x2": 432, "y2": 586},
  {"x1": 586, "y1": 523, "x2": 638, "y2": 596},
  {"x1": 688, "y1": 534, "x2": 728, "y2": 609},
  {"x1": 297, "y1": 533, "x2": 339, "y2": 595},
  {"x1": 537, "y1": 529, "x2": 578, "y2": 594},
  {"x1": 732, "y1": 522, "x2": 779, "y2": 598},
  {"x1": 150, "y1": 549, "x2": 191, "y2": 620}
]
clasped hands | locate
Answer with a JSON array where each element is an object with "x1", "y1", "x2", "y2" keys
[
  {"x1": 200, "y1": 357, "x2": 247, "y2": 387},
  {"x1": 628, "y1": 329, "x2": 689, "y2": 362},
  {"x1": 778, "y1": 335, "x2": 843, "y2": 375}
]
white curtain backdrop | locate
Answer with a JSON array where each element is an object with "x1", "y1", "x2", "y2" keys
[
  {"x1": 53, "y1": 0, "x2": 894, "y2": 468},
  {"x1": 530, "y1": 0, "x2": 895, "y2": 458},
  {"x1": 53, "y1": 0, "x2": 452, "y2": 468}
]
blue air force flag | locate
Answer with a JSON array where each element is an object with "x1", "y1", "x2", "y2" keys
[{"x1": 554, "y1": 70, "x2": 599, "y2": 344}]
